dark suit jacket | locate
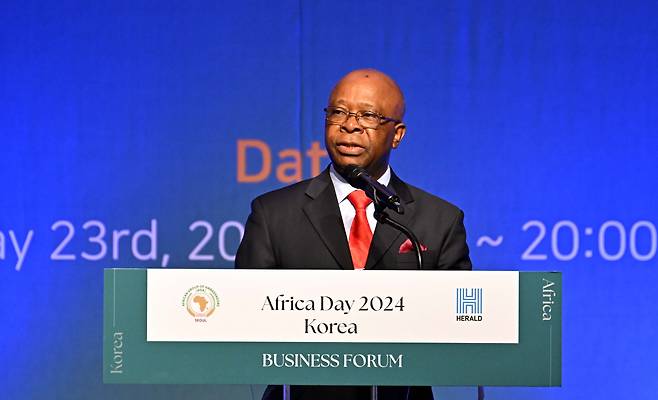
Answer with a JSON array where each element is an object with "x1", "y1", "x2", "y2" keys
[{"x1": 235, "y1": 168, "x2": 472, "y2": 400}]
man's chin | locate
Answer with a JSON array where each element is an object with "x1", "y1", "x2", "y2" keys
[{"x1": 331, "y1": 159, "x2": 366, "y2": 174}]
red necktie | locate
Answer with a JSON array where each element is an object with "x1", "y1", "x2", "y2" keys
[{"x1": 347, "y1": 190, "x2": 373, "y2": 269}]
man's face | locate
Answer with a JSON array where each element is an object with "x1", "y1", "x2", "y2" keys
[{"x1": 324, "y1": 75, "x2": 406, "y2": 179}]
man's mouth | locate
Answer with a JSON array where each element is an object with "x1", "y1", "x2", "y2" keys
[{"x1": 336, "y1": 143, "x2": 365, "y2": 156}]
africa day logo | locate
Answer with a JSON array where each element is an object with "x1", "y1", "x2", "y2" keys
[{"x1": 182, "y1": 285, "x2": 219, "y2": 322}]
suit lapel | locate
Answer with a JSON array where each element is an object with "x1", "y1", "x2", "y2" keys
[
  {"x1": 365, "y1": 171, "x2": 415, "y2": 269},
  {"x1": 303, "y1": 169, "x2": 354, "y2": 269}
]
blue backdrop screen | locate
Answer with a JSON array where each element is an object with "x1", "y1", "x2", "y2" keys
[{"x1": 1, "y1": 1, "x2": 657, "y2": 399}]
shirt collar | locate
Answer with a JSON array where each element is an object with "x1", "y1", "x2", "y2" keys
[{"x1": 329, "y1": 164, "x2": 392, "y2": 203}]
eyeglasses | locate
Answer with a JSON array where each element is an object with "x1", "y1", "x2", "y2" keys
[{"x1": 323, "y1": 106, "x2": 402, "y2": 129}]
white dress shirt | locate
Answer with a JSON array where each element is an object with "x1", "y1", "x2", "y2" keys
[{"x1": 329, "y1": 164, "x2": 392, "y2": 240}]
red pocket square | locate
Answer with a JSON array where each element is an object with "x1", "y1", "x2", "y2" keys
[{"x1": 399, "y1": 239, "x2": 428, "y2": 254}]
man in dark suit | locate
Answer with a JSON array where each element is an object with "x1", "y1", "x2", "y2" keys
[{"x1": 236, "y1": 69, "x2": 472, "y2": 400}]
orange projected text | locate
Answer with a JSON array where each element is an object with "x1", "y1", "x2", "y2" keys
[{"x1": 237, "y1": 139, "x2": 328, "y2": 183}]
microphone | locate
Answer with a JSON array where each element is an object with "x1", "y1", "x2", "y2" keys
[{"x1": 343, "y1": 165, "x2": 404, "y2": 214}]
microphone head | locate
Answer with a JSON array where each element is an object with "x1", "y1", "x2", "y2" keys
[
  {"x1": 343, "y1": 165, "x2": 368, "y2": 188},
  {"x1": 343, "y1": 164, "x2": 365, "y2": 179}
]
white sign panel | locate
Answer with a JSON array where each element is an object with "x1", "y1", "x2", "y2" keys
[{"x1": 147, "y1": 269, "x2": 518, "y2": 343}]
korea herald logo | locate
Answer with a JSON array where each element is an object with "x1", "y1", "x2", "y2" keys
[
  {"x1": 455, "y1": 288, "x2": 483, "y2": 322},
  {"x1": 182, "y1": 285, "x2": 219, "y2": 322}
]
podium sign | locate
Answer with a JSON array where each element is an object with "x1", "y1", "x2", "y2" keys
[
  {"x1": 147, "y1": 269, "x2": 519, "y2": 343},
  {"x1": 104, "y1": 269, "x2": 561, "y2": 386}
]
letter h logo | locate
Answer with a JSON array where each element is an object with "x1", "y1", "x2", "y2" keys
[{"x1": 456, "y1": 288, "x2": 483, "y2": 315}]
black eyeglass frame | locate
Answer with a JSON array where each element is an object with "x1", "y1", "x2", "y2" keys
[{"x1": 323, "y1": 106, "x2": 402, "y2": 128}]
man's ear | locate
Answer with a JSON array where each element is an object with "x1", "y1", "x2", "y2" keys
[{"x1": 391, "y1": 123, "x2": 406, "y2": 149}]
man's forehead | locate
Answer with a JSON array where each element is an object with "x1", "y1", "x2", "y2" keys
[
  {"x1": 330, "y1": 79, "x2": 395, "y2": 104},
  {"x1": 332, "y1": 99, "x2": 377, "y2": 109},
  {"x1": 334, "y1": 73, "x2": 394, "y2": 93}
]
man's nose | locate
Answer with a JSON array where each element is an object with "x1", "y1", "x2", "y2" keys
[{"x1": 340, "y1": 114, "x2": 362, "y2": 133}]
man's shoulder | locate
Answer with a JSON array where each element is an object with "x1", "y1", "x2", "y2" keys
[
  {"x1": 395, "y1": 176, "x2": 464, "y2": 216},
  {"x1": 251, "y1": 176, "x2": 318, "y2": 207}
]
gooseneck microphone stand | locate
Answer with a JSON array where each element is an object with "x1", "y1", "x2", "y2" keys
[
  {"x1": 370, "y1": 197, "x2": 423, "y2": 400},
  {"x1": 373, "y1": 205, "x2": 423, "y2": 269}
]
